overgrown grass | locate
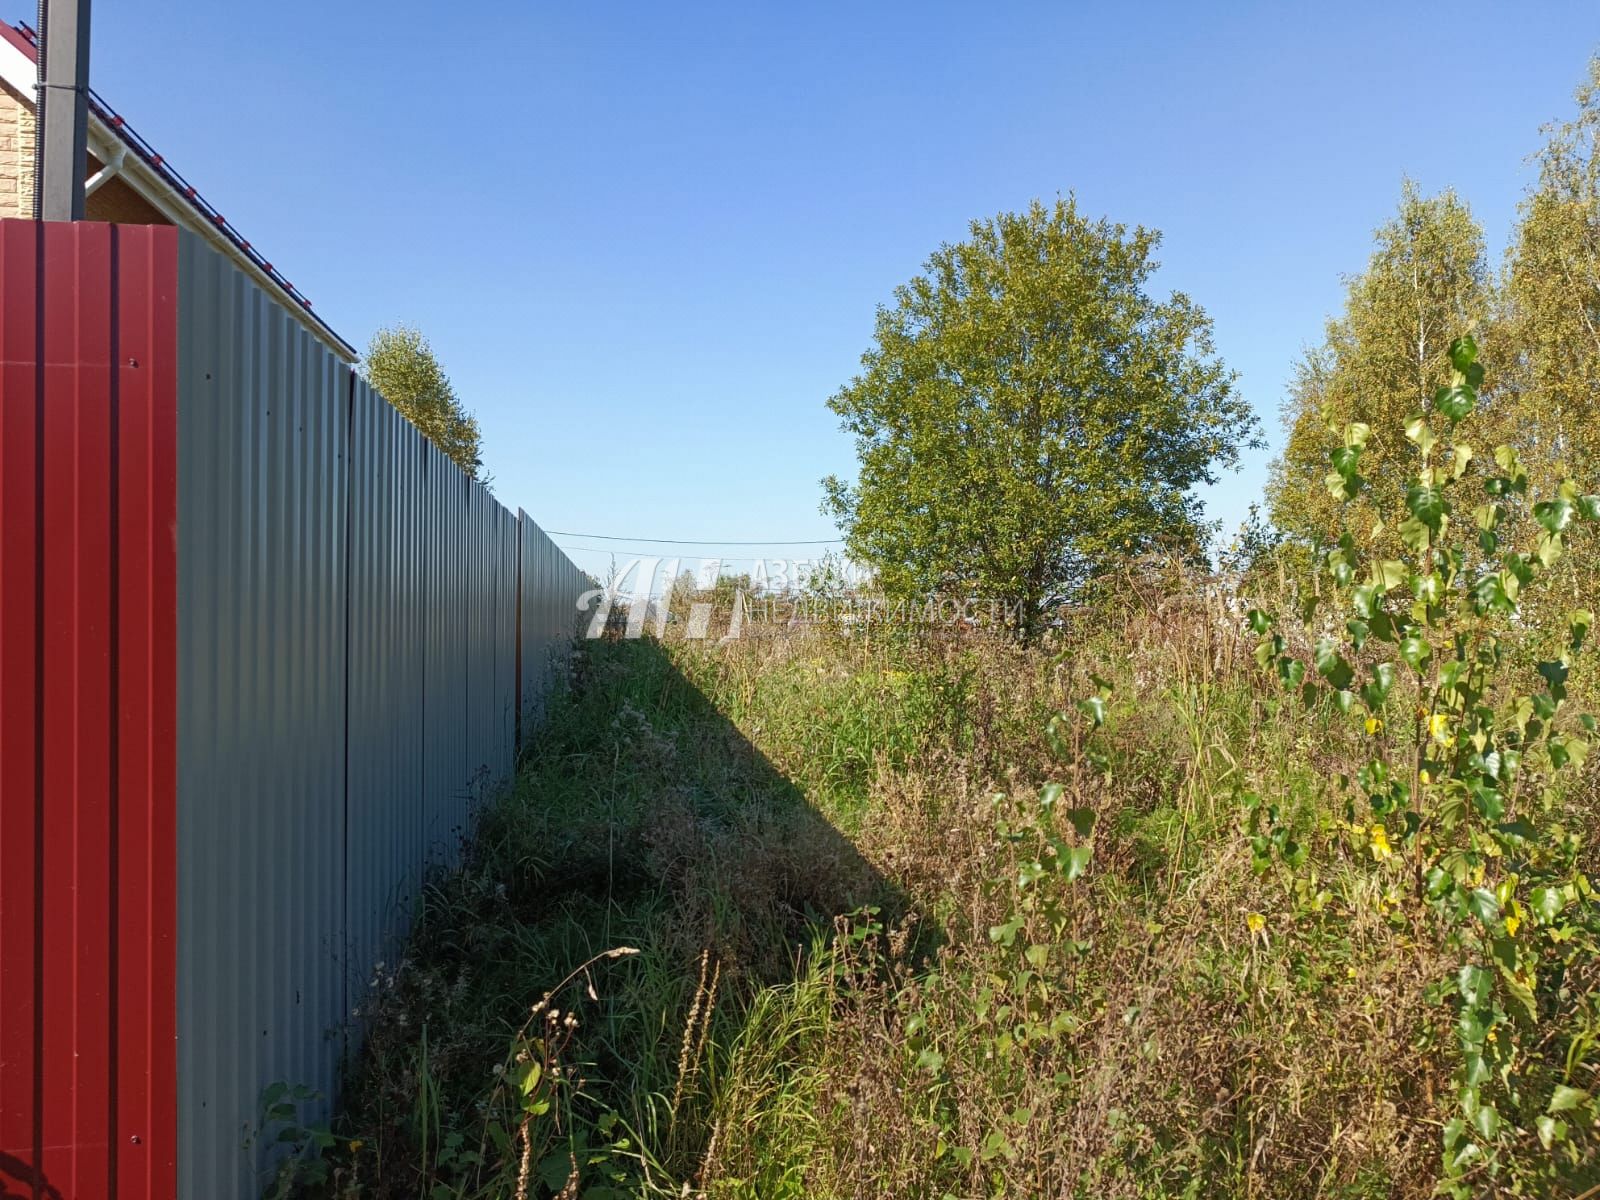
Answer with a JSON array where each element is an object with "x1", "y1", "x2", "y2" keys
[{"x1": 313, "y1": 575, "x2": 1600, "y2": 1199}]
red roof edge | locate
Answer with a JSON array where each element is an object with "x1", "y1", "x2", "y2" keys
[{"x1": 0, "y1": 19, "x2": 33, "y2": 59}]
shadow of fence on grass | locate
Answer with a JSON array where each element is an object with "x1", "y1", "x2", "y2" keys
[{"x1": 339, "y1": 630, "x2": 909, "y2": 1197}]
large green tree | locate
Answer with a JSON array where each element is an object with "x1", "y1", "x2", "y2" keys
[
  {"x1": 1267, "y1": 184, "x2": 1494, "y2": 551},
  {"x1": 363, "y1": 324, "x2": 485, "y2": 479},
  {"x1": 822, "y1": 197, "x2": 1255, "y2": 639}
]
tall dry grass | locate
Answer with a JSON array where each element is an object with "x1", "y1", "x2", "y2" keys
[{"x1": 318, "y1": 566, "x2": 1600, "y2": 1199}]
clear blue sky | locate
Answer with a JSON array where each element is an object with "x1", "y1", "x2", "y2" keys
[{"x1": 69, "y1": 1, "x2": 1600, "y2": 582}]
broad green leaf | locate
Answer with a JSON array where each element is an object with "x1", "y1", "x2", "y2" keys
[
  {"x1": 1398, "y1": 516, "x2": 1431, "y2": 552},
  {"x1": 1062, "y1": 845, "x2": 1092, "y2": 883},
  {"x1": 1371, "y1": 560, "x2": 1407, "y2": 590},
  {"x1": 1330, "y1": 445, "x2": 1362, "y2": 476},
  {"x1": 1405, "y1": 414, "x2": 1436, "y2": 454},
  {"x1": 1326, "y1": 470, "x2": 1360, "y2": 501},
  {"x1": 1399, "y1": 635, "x2": 1431, "y2": 671},
  {"x1": 1571, "y1": 610, "x2": 1592, "y2": 653},
  {"x1": 1535, "y1": 498, "x2": 1574, "y2": 535},
  {"x1": 1548, "y1": 1085, "x2": 1589, "y2": 1114},
  {"x1": 1449, "y1": 1139, "x2": 1482, "y2": 1173},
  {"x1": 1457, "y1": 964, "x2": 1492, "y2": 1008},
  {"x1": 1450, "y1": 334, "x2": 1478, "y2": 371},
  {"x1": 1065, "y1": 807, "x2": 1096, "y2": 838},
  {"x1": 1406, "y1": 484, "x2": 1449, "y2": 530},
  {"x1": 1313, "y1": 639, "x2": 1354, "y2": 690},
  {"x1": 1434, "y1": 384, "x2": 1476, "y2": 423},
  {"x1": 1472, "y1": 573, "x2": 1510, "y2": 616},
  {"x1": 1470, "y1": 785, "x2": 1505, "y2": 822},
  {"x1": 1537, "y1": 1115, "x2": 1566, "y2": 1149},
  {"x1": 1360, "y1": 662, "x2": 1396, "y2": 711},
  {"x1": 1530, "y1": 886, "x2": 1565, "y2": 923},
  {"x1": 1468, "y1": 888, "x2": 1500, "y2": 924}
]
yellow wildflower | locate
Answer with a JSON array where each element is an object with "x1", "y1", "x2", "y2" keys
[
  {"x1": 350, "y1": 1139, "x2": 364, "y2": 1153},
  {"x1": 1369, "y1": 825, "x2": 1393, "y2": 861},
  {"x1": 1429, "y1": 713, "x2": 1454, "y2": 745},
  {"x1": 1246, "y1": 912, "x2": 1267, "y2": 935},
  {"x1": 1365, "y1": 716, "x2": 1383, "y2": 735},
  {"x1": 1505, "y1": 914, "x2": 1521, "y2": 937}
]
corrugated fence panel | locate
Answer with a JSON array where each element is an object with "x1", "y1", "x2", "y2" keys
[
  {"x1": 176, "y1": 231, "x2": 349, "y2": 1200},
  {"x1": 345, "y1": 376, "x2": 427, "y2": 996},
  {"x1": 518, "y1": 511, "x2": 586, "y2": 734},
  {"x1": 0, "y1": 220, "x2": 181, "y2": 1200},
  {"x1": 422, "y1": 447, "x2": 465, "y2": 866},
  {"x1": 495, "y1": 505, "x2": 518, "y2": 777},
  {"x1": 0, "y1": 225, "x2": 40, "y2": 1187},
  {"x1": 464, "y1": 484, "x2": 492, "y2": 804},
  {"x1": 109, "y1": 225, "x2": 182, "y2": 1200},
  {"x1": 1, "y1": 221, "x2": 588, "y2": 1199}
]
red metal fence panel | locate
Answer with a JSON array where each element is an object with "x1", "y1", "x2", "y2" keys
[{"x1": 0, "y1": 219, "x2": 179, "y2": 1200}]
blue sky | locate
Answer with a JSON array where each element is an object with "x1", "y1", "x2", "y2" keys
[{"x1": 71, "y1": 1, "x2": 1600, "y2": 582}]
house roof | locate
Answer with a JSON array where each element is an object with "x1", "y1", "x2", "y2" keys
[{"x1": 1, "y1": 19, "x2": 357, "y2": 361}]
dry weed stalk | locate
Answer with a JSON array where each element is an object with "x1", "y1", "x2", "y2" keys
[{"x1": 670, "y1": 948, "x2": 722, "y2": 1134}]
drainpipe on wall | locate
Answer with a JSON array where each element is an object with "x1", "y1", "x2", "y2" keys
[{"x1": 38, "y1": 0, "x2": 91, "y2": 220}]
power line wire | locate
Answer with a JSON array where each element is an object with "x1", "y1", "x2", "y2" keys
[{"x1": 546, "y1": 530, "x2": 844, "y2": 546}]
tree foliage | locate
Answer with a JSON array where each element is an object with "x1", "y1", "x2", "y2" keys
[
  {"x1": 363, "y1": 324, "x2": 485, "y2": 480},
  {"x1": 1251, "y1": 335, "x2": 1600, "y2": 1196},
  {"x1": 1502, "y1": 54, "x2": 1600, "y2": 490},
  {"x1": 1268, "y1": 184, "x2": 1493, "y2": 552},
  {"x1": 1270, "y1": 59, "x2": 1600, "y2": 561},
  {"x1": 823, "y1": 197, "x2": 1257, "y2": 639}
]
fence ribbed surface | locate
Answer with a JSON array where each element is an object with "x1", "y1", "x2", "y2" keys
[{"x1": 0, "y1": 220, "x2": 591, "y2": 1199}]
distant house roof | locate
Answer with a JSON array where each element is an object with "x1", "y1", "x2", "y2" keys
[{"x1": 0, "y1": 20, "x2": 357, "y2": 361}]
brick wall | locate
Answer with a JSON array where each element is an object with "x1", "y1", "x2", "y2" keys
[
  {"x1": 0, "y1": 84, "x2": 165, "y2": 225},
  {"x1": 0, "y1": 80, "x2": 34, "y2": 218},
  {"x1": 87, "y1": 174, "x2": 167, "y2": 224}
]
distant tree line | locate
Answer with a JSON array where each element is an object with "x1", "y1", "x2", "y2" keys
[
  {"x1": 1267, "y1": 57, "x2": 1600, "y2": 567},
  {"x1": 824, "y1": 57, "x2": 1600, "y2": 640}
]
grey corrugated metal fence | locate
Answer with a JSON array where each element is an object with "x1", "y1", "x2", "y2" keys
[{"x1": 175, "y1": 231, "x2": 590, "y2": 1198}]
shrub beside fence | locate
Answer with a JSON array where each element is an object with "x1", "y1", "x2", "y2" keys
[{"x1": 0, "y1": 220, "x2": 590, "y2": 1200}]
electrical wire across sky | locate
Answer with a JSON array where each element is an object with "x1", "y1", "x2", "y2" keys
[{"x1": 545, "y1": 530, "x2": 845, "y2": 547}]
